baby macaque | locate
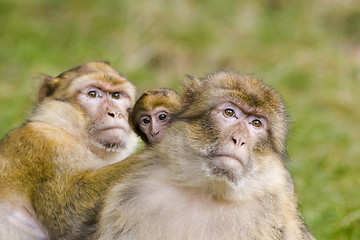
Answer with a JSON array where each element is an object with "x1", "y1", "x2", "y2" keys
[{"x1": 130, "y1": 88, "x2": 182, "y2": 145}]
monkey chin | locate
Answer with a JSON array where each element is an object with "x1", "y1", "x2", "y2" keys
[
  {"x1": 90, "y1": 138, "x2": 126, "y2": 153},
  {"x1": 216, "y1": 155, "x2": 243, "y2": 169},
  {"x1": 212, "y1": 154, "x2": 245, "y2": 171},
  {"x1": 209, "y1": 155, "x2": 248, "y2": 183},
  {"x1": 91, "y1": 129, "x2": 127, "y2": 150},
  {"x1": 101, "y1": 142, "x2": 125, "y2": 152}
]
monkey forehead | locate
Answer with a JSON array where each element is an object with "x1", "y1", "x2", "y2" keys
[
  {"x1": 56, "y1": 61, "x2": 124, "y2": 79},
  {"x1": 142, "y1": 88, "x2": 179, "y2": 98},
  {"x1": 141, "y1": 89, "x2": 180, "y2": 104},
  {"x1": 208, "y1": 72, "x2": 283, "y2": 110},
  {"x1": 147, "y1": 95, "x2": 181, "y2": 110},
  {"x1": 133, "y1": 89, "x2": 182, "y2": 114},
  {"x1": 71, "y1": 73, "x2": 134, "y2": 95}
]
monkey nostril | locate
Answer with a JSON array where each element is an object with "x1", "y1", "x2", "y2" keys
[
  {"x1": 232, "y1": 138, "x2": 245, "y2": 146},
  {"x1": 108, "y1": 112, "x2": 116, "y2": 118},
  {"x1": 151, "y1": 131, "x2": 160, "y2": 136}
]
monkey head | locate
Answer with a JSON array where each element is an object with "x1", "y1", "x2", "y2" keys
[
  {"x1": 37, "y1": 61, "x2": 137, "y2": 154},
  {"x1": 167, "y1": 71, "x2": 289, "y2": 189},
  {"x1": 130, "y1": 88, "x2": 182, "y2": 145}
]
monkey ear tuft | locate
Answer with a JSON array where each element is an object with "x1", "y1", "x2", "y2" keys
[
  {"x1": 183, "y1": 75, "x2": 202, "y2": 106},
  {"x1": 38, "y1": 75, "x2": 59, "y2": 102}
]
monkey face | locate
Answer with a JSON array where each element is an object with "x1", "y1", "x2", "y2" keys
[
  {"x1": 37, "y1": 61, "x2": 138, "y2": 154},
  {"x1": 130, "y1": 88, "x2": 181, "y2": 145},
  {"x1": 138, "y1": 107, "x2": 171, "y2": 144},
  {"x1": 206, "y1": 101, "x2": 269, "y2": 181},
  {"x1": 77, "y1": 83, "x2": 134, "y2": 152}
]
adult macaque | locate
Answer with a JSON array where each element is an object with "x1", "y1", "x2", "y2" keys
[
  {"x1": 130, "y1": 88, "x2": 181, "y2": 145},
  {"x1": 0, "y1": 62, "x2": 138, "y2": 239},
  {"x1": 96, "y1": 71, "x2": 316, "y2": 239}
]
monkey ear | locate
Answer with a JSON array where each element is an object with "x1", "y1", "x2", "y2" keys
[
  {"x1": 38, "y1": 75, "x2": 59, "y2": 102},
  {"x1": 182, "y1": 75, "x2": 202, "y2": 106}
]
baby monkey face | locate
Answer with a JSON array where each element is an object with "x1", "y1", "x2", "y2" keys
[{"x1": 139, "y1": 107, "x2": 171, "y2": 144}]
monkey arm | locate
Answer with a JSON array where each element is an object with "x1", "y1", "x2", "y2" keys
[{"x1": 32, "y1": 153, "x2": 145, "y2": 240}]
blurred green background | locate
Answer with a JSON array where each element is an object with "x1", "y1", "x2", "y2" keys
[{"x1": 0, "y1": 0, "x2": 359, "y2": 238}]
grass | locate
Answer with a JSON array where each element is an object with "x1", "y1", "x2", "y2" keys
[{"x1": 0, "y1": 0, "x2": 359, "y2": 238}]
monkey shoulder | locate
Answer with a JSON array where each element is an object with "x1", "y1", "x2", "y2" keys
[{"x1": 0, "y1": 121, "x2": 96, "y2": 184}]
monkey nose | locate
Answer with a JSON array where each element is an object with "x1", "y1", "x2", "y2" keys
[
  {"x1": 108, "y1": 112, "x2": 116, "y2": 118},
  {"x1": 232, "y1": 137, "x2": 245, "y2": 147},
  {"x1": 108, "y1": 112, "x2": 122, "y2": 118},
  {"x1": 151, "y1": 131, "x2": 160, "y2": 137}
]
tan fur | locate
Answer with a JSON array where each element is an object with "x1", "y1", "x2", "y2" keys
[
  {"x1": 96, "y1": 71, "x2": 315, "y2": 240},
  {"x1": 0, "y1": 62, "x2": 138, "y2": 240}
]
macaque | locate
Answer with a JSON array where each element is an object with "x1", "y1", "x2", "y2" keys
[
  {"x1": 95, "y1": 71, "x2": 316, "y2": 239},
  {"x1": 130, "y1": 88, "x2": 182, "y2": 145},
  {"x1": 0, "y1": 62, "x2": 138, "y2": 239}
]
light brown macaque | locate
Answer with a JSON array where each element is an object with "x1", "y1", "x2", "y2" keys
[
  {"x1": 0, "y1": 62, "x2": 138, "y2": 240},
  {"x1": 95, "y1": 71, "x2": 316, "y2": 239},
  {"x1": 130, "y1": 88, "x2": 182, "y2": 145}
]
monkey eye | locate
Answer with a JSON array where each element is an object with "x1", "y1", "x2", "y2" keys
[
  {"x1": 140, "y1": 116, "x2": 151, "y2": 125},
  {"x1": 224, "y1": 108, "x2": 235, "y2": 117},
  {"x1": 88, "y1": 91, "x2": 98, "y2": 98},
  {"x1": 250, "y1": 119, "x2": 262, "y2": 127},
  {"x1": 158, "y1": 113, "x2": 167, "y2": 121},
  {"x1": 112, "y1": 92, "x2": 121, "y2": 99}
]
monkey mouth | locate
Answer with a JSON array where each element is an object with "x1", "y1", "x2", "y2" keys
[
  {"x1": 213, "y1": 154, "x2": 244, "y2": 169},
  {"x1": 148, "y1": 134, "x2": 161, "y2": 144},
  {"x1": 102, "y1": 142, "x2": 124, "y2": 150},
  {"x1": 100, "y1": 125, "x2": 125, "y2": 131}
]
